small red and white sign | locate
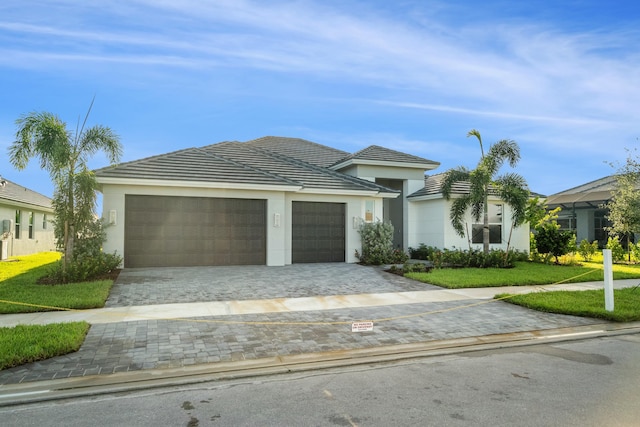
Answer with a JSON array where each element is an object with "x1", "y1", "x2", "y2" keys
[{"x1": 351, "y1": 321, "x2": 374, "y2": 332}]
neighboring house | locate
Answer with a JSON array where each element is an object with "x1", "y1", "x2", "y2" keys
[
  {"x1": 546, "y1": 175, "x2": 640, "y2": 247},
  {"x1": 0, "y1": 178, "x2": 56, "y2": 259},
  {"x1": 95, "y1": 136, "x2": 531, "y2": 268}
]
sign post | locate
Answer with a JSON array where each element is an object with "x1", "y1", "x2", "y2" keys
[{"x1": 603, "y1": 249, "x2": 614, "y2": 312}]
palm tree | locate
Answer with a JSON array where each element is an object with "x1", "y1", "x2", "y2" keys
[
  {"x1": 9, "y1": 100, "x2": 122, "y2": 267},
  {"x1": 441, "y1": 129, "x2": 529, "y2": 254}
]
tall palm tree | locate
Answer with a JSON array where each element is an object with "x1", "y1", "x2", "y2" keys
[
  {"x1": 441, "y1": 129, "x2": 529, "y2": 254},
  {"x1": 9, "y1": 100, "x2": 122, "y2": 267}
]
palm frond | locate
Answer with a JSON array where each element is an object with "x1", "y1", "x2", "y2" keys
[{"x1": 440, "y1": 167, "x2": 470, "y2": 199}]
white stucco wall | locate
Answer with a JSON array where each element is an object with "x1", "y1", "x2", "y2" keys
[
  {"x1": 0, "y1": 204, "x2": 56, "y2": 258},
  {"x1": 408, "y1": 197, "x2": 530, "y2": 253}
]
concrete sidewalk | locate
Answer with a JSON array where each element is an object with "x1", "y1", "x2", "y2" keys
[
  {"x1": 0, "y1": 265, "x2": 638, "y2": 387},
  {"x1": 2, "y1": 279, "x2": 638, "y2": 328}
]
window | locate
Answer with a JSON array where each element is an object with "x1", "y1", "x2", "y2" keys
[
  {"x1": 472, "y1": 204, "x2": 502, "y2": 244},
  {"x1": 365, "y1": 200, "x2": 375, "y2": 223},
  {"x1": 43, "y1": 214, "x2": 48, "y2": 230},
  {"x1": 557, "y1": 215, "x2": 576, "y2": 231},
  {"x1": 28, "y1": 212, "x2": 34, "y2": 239},
  {"x1": 15, "y1": 210, "x2": 21, "y2": 239}
]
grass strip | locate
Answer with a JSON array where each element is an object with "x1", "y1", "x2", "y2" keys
[
  {"x1": 0, "y1": 322, "x2": 90, "y2": 370},
  {"x1": 406, "y1": 261, "x2": 640, "y2": 289},
  {"x1": 496, "y1": 287, "x2": 640, "y2": 322}
]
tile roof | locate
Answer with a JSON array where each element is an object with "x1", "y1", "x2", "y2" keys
[
  {"x1": 334, "y1": 145, "x2": 440, "y2": 168},
  {"x1": 0, "y1": 179, "x2": 53, "y2": 210},
  {"x1": 96, "y1": 139, "x2": 399, "y2": 194},
  {"x1": 545, "y1": 175, "x2": 638, "y2": 207},
  {"x1": 408, "y1": 173, "x2": 470, "y2": 198},
  {"x1": 95, "y1": 145, "x2": 296, "y2": 187},
  {"x1": 407, "y1": 173, "x2": 529, "y2": 199},
  {"x1": 246, "y1": 136, "x2": 349, "y2": 168}
]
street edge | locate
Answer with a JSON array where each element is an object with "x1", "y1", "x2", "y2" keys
[{"x1": 2, "y1": 321, "x2": 640, "y2": 407}]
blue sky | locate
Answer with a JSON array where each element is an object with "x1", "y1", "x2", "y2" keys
[{"x1": 1, "y1": 0, "x2": 639, "y2": 201}]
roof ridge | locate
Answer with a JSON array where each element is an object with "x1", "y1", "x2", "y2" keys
[
  {"x1": 196, "y1": 144, "x2": 301, "y2": 186},
  {"x1": 248, "y1": 144, "x2": 399, "y2": 193},
  {"x1": 332, "y1": 144, "x2": 439, "y2": 167},
  {"x1": 247, "y1": 136, "x2": 350, "y2": 156}
]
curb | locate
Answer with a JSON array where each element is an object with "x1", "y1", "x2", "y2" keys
[{"x1": 2, "y1": 321, "x2": 640, "y2": 407}]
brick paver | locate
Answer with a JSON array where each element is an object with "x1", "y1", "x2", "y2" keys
[{"x1": 0, "y1": 265, "x2": 601, "y2": 385}]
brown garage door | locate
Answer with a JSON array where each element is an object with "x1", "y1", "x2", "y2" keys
[
  {"x1": 124, "y1": 195, "x2": 266, "y2": 268},
  {"x1": 292, "y1": 201, "x2": 345, "y2": 263}
]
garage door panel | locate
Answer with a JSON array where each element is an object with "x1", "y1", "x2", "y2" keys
[
  {"x1": 125, "y1": 195, "x2": 266, "y2": 268},
  {"x1": 292, "y1": 201, "x2": 345, "y2": 263}
]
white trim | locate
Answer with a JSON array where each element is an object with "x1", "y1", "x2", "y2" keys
[
  {"x1": 331, "y1": 159, "x2": 438, "y2": 171},
  {"x1": 96, "y1": 177, "x2": 302, "y2": 192},
  {"x1": 0, "y1": 199, "x2": 54, "y2": 213},
  {"x1": 296, "y1": 188, "x2": 400, "y2": 198}
]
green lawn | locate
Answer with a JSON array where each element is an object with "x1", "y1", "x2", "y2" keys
[
  {"x1": 1, "y1": 252, "x2": 114, "y2": 370},
  {"x1": 406, "y1": 261, "x2": 640, "y2": 289},
  {"x1": 0, "y1": 252, "x2": 113, "y2": 314},
  {"x1": 496, "y1": 287, "x2": 640, "y2": 322},
  {"x1": 0, "y1": 322, "x2": 90, "y2": 370}
]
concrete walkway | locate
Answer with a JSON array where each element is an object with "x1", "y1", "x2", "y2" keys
[
  {"x1": 2, "y1": 279, "x2": 638, "y2": 328},
  {"x1": 0, "y1": 263, "x2": 638, "y2": 386}
]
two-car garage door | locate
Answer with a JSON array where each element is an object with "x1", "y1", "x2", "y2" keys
[
  {"x1": 124, "y1": 196, "x2": 346, "y2": 267},
  {"x1": 124, "y1": 195, "x2": 266, "y2": 268}
]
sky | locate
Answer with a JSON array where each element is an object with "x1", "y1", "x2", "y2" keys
[{"x1": 1, "y1": 0, "x2": 639, "y2": 202}]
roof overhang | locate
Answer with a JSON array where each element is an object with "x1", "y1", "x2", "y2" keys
[
  {"x1": 0, "y1": 198, "x2": 54, "y2": 212},
  {"x1": 331, "y1": 159, "x2": 439, "y2": 171},
  {"x1": 545, "y1": 190, "x2": 612, "y2": 209},
  {"x1": 96, "y1": 177, "x2": 303, "y2": 193},
  {"x1": 294, "y1": 188, "x2": 400, "y2": 198}
]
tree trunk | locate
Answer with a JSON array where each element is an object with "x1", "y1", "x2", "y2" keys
[{"x1": 483, "y1": 193, "x2": 490, "y2": 254}]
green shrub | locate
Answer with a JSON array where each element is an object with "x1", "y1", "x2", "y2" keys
[
  {"x1": 577, "y1": 239, "x2": 599, "y2": 262},
  {"x1": 46, "y1": 252, "x2": 122, "y2": 284},
  {"x1": 407, "y1": 244, "x2": 525, "y2": 268},
  {"x1": 532, "y1": 223, "x2": 573, "y2": 264},
  {"x1": 356, "y1": 221, "x2": 394, "y2": 265},
  {"x1": 42, "y1": 218, "x2": 122, "y2": 284},
  {"x1": 606, "y1": 236, "x2": 626, "y2": 263},
  {"x1": 631, "y1": 243, "x2": 640, "y2": 262},
  {"x1": 408, "y1": 244, "x2": 439, "y2": 260}
]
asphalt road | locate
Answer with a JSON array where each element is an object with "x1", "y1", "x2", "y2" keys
[{"x1": 3, "y1": 333, "x2": 639, "y2": 426}]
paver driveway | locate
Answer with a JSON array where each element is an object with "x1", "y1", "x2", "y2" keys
[{"x1": 0, "y1": 264, "x2": 602, "y2": 385}]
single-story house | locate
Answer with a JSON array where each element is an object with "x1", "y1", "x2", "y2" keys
[
  {"x1": 546, "y1": 175, "x2": 640, "y2": 247},
  {"x1": 0, "y1": 178, "x2": 56, "y2": 259},
  {"x1": 95, "y1": 136, "x2": 531, "y2": 268}
]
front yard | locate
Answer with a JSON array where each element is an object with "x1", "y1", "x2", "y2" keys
[
  {"x1": 0, "y1": 252, "x2": 114, "y2": 370},
  {"x1": 2, "y1": 252, "x2": 640, "y2": 371},
  {"x1": 406, "y1": 259, "x2": 640, "y2": 322}
]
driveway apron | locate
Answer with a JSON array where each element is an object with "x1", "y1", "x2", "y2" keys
[{"x1": 0, "y1": 264, "x2": 601, "y2": 385}]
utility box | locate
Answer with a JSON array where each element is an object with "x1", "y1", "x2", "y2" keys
[
  {"x1": 0, "y1": 240, "x2": 7, "y2": 261},
  {"x1": 2, "y1": 219, "x2": 9, "y2": 234}
]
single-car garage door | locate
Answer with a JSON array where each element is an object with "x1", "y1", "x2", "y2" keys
[
  {"x1": 125, "y1": 195, "x2": 266, "y2": 268},
  {"x1": 292, "y1": 201, "x2": 345, "y2": 263}
]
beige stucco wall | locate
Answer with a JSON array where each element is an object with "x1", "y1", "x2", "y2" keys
[
  {"x1": 100, "y1": 183, "x2": 386, "y2": 267},
  {"x1": 0, "y1": 203, "x2": 56, "y2": 258}
]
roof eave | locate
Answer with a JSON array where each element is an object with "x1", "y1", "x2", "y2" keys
[
  {"x1": 96, "y1": 177, "x2": 303, "y2": 192},
  {"x1": 331, "y1": 159, "x2": 440, "y2": 171}
]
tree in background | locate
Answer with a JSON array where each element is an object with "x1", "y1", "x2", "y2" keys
[
  {"x1": 526, "y1": 198, "x2": 574, "y2": 264},
  {"x1": 441, "y1": 129, "x2": 529, "y2": 254},
  {"x1": 9, "y1": 100, "x2": 122, "y2": 272},
  {"x1": 605, "y1": 149, "x2": 640, "y2": 262}
]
